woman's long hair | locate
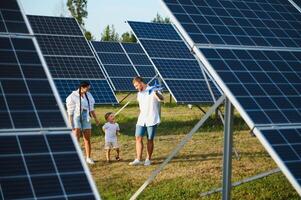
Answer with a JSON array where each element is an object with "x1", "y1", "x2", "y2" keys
[{"x1": 79, "y1": 81, "x2": 90, "y2": 130}]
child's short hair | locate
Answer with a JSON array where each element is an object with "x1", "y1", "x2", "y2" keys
[{"x1": 104, "y1": 112, "x2": 113, "y2": 121}]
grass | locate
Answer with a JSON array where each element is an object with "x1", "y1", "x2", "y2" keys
[{"x1": 79, "y1": 93, "x2": 299, "y2": 200}]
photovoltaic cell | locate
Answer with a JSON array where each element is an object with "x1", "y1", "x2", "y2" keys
[
  {"x1": 163, "y1": 0, "x2": 301, "y2": 48},
  {"x1": 28, "y1": 15, "x2": 117, "y2": 104},
  {"x1": 128, "y1": 21, "x2": 220, "y2": 103},
  {"x1": 0, "y1": 133, "x2": 98, "y2": 200}
]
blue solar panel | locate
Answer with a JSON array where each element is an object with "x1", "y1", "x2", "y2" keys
[
  {"x1": 256, "y1": 127, "x2": 301, "y2": 190},
  {"x1": 27, "y1": 15, "x2": 83, "y2": 36},
  {"x1": 91, "y1": 41, "x2": 139, "y2": 91},
  {"x1": 0, "y1": 133, "x2": 99, "y2": 199},
  {"x1": 121, "y1": 42, "x2": 158, "y2": 79},
  {"x1": 0, "y1": 0, "x2": 29, "y2": 34},
  {"x1": 28, "y1": 15, "x2": 117, "y2": 104},
  {"x1": 139, "y1": 39, "x2": 195, "y2": 59},
  {"x1": 127, "y1": 54, "x2": 153, "y2": 65},
  {"x1": 163, "y1": 0, "x2": 301, "y2": 195},
  {"x1": 45, "y1": 56, "x2": 105, "y2": 79},
  {"x1": 55, "y1": 79, "x2": 117, "y2": 105},
  {"x1": 122, "y1": 42, "x2": 145, "y2": 54},
  {"x1": 163, "y1": 0, "x2": 301, "y2": 48},
  {"x1": 97, "y1": 52, "x2": 132, "y2": 65},
  {"x1": 110, "y1": 78, "x2": 135, "y2": 91},
  {"x1": 200, "y1": 48, "x2": 301, "y2": 126},
  {"x1": 0, "y1": 37, "x2": 66, "y2": 130},
  {"x1": 92, "y1": 41, "x2": 124, "y2": 53},
  {"x1": 128, "y1": 21, "x2": 221, "y2": 103},
  {"x1": 127, "y1": 21, "x2": 182, "y2": 40}
]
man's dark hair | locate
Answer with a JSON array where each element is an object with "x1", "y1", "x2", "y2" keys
[
  {"x1": 104, "y1": 112, "x2": 113, "y2": 121},
  {"x1": 132, "y1": 76, "x2": 144, "y2": 84}
]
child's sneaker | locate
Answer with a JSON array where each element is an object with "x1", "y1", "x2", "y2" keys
[
  {"x1": 129, "y1": 159, "x2": 142, "y2": 166},
  {"x1": 86, "y1": 157, "x2": 95, "y2": 165},
  {"x1": 144, "y1": 159, "x2": 151, "y2": 166}
]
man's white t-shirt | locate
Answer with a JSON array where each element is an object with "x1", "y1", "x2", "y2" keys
[
  {"x1": 103, "y1": 122, "x2": 120, "y2": 142},
  {"x1": 137, "y1": 86, "x2": 161, "y2": 126}
]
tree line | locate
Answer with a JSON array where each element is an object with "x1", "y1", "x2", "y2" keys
[{"x1": 67, "y1": 0, "x2": 170, "y2": 42}]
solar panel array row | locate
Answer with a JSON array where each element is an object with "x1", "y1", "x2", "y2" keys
[{"x1": 28, "y1": 15, "x2": 117, "y2": 104}]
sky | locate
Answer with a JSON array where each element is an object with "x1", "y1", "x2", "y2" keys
[{"x1": 19, "y1": 0, "x2": 168, "y2": 40}]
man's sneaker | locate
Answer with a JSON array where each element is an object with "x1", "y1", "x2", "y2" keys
[
  {"x1": 144, "y1": 159, "x2": 151, "y2": 166},
  {"x1": 129, "y1": 159, "x2": 142, "y2": 166},
  {"x1": 86, "y1": 157, "x2": 95, "y2": 164}
]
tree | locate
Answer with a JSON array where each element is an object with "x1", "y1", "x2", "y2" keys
[
  {"x1": 85, "y1": 31, "x2": 94, "y2": 41},
  {"x1": 101, "y1": 25, "x2": 119, "y2": 41},
  {"x1": 121, "y1": 31, "x2": 137, "y2": 43},
  {"x1": 152, "y1": 13, "x2": 171, "y2": 24},
  {"x1": 67, "y1": 0, "x2": 94, "y2": 40}
]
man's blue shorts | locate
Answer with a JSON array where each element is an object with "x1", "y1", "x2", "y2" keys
[{"x1": 135, "y1": 124, "x2": 157, "y2": 140}]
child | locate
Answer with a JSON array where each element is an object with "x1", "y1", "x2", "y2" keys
[{"x1": 102, "y1": 112, "x2": 120, "y2": 162}]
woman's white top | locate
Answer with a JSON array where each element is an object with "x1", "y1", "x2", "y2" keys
[
  {"x1": 136, "y1": 86, "x2": 161, "y2": 127},
  {"x1": 66, "y1": 89, "x2": 95, "y2": 118}
]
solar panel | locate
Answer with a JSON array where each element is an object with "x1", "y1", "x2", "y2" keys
[
  {"x1": 128, "y1": 21, "x2": 221, "y2": 103},
  {"x1": 161, "y1": 0, "x2": 301, "y2": 194},
  {"x1": 91, "y1": 41, "x2": 138, "y2": 91},
  {"x1": 162, "y1": 0, "x2": 301, "y2": 48},
  {"x1": 121, "y1": 43, "x2": 157, "y2": 78},
  {"x1": 199, "y1": 48, "x2": 301, "y2": 126},
  {"x1": 254, "y1": 127, "x2": 301, "y2": 192},
  {"x1": 0, "y1": 0, "x2": 29, "y2": 34},
  {"x1": 0, "y1": 36, "x2": 66, "y2": 130},
  {"x1": 27, "y1": 15, "x2": 117, "y2": 105},
  {"x1": 55, "y1": 79, "x2": 117, "y2": 104},
  {"x1": 0, "y1": 132, "x2": 100, "y2": 200}
]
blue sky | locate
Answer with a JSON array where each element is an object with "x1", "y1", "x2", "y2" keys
[{"x1": 20, "y1": 0, "x2": 168, "y2": 40}]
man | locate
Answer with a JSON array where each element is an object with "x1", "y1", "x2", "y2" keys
[{"x1": 129, "y1": 77, "x2": 164, "y2": 166}]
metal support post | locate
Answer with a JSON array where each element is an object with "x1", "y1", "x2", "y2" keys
[{"x1": 222, "y1": 98, "x2": 234, "y2": 200}]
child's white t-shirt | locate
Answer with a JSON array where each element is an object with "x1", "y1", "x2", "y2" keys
[{"x1": 103, "y1": 122, "x2": 120, "y2": 142}]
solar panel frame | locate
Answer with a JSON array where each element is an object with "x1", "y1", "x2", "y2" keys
[
  {"x1": 128, "y1": 21, "x2": 221, "y2": 104},
  {"x1": 27, "y1": 15, "x2": 118, "y2": 105},
  {"x1": 0, "y1": 131, "x2": 101, "y2": 200}
]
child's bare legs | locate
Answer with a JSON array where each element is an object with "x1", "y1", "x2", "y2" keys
[
  {"x1": 106, "y1": 149, "x2": 111, "y2": 162},
  {"x1": 115, "y1": 148, "x2": 120, "y2": 160}
]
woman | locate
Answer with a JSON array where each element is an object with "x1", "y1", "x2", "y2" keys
[{"x1": 66, "y1": 81, "x2": 99, "y2": 164}]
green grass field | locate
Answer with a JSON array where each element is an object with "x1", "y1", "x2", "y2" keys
[{"x1": 80, "y1": 93, "x2": 299, "y2": 200}]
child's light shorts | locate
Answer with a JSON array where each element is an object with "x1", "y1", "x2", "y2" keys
[{"x1": 105, "y1": 140, "x2": 119, "y2": 150}]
